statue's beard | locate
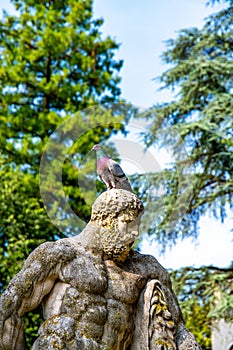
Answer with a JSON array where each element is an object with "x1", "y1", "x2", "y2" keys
[{"x1": 100, "y1": 227, "x2": 135, "y2": 262}]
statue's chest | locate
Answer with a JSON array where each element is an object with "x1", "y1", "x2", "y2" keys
[
  {"x1": 60, "y1": 251, "x2": 108, "y2": 295},
  {"x1": 60, "y1": 253, "x2": 147, "y2": 304},
  {"x1": 104, "y1": 260, "x2": 147, "y2": 304}
]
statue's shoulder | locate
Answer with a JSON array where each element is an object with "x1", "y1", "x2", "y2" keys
[
  {"x1": 128, "y1": 249, "x2": 164, "y2": 268},
  {"x1": 23, "y1": 238, "x2": 77, "y2": 269},
  {"x1": 124, "y1": 250, "x2": 171, "y2": 284}
]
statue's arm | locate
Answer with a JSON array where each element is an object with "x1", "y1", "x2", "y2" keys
[
  {"x1": 131, "y1": 278, "x2": 201, "y2": 350},
  {"x1": 0, "y1": 240, "x2": 74, "y2": 350},
  {"x1": 131, "y1": 279, "x2": 177, "y2": 350},
  {"x1": 130, "y1": 253, "x2": 202, "y2": 349}
]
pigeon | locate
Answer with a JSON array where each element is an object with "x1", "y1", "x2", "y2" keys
[{"x1": 92, "y1": 144, "x2": 133, "y2": 193}]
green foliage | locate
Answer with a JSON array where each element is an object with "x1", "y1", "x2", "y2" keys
[
  {"x1": 0, "y1": 161, "x2": 56, "y2": 289},
  {"x1": 0, "y1": 0, "x2": 122, "y2": 169},
  {"x1": 0, "y1": 162, "x2": 51, "y2": 344},
  {"x1": 23, "y1": 308, "x2": 44, "y2": 347},
  {"x1": 170, "y1": 264, "x2": 233, "y2": 349}
]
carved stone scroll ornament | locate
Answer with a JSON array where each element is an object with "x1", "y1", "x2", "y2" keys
[
  {"x1": 131, "y1": 279, "x2": 176, "y2": 349},
  {"x1": 0, "y1": 189, "x2": 202, "y2": 349}
]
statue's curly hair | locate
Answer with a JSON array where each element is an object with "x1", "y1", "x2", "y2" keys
[{"x1": 91, "y1": 189, "x2": 144, "y2": 226}]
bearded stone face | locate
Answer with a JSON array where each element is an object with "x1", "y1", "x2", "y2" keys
[
  {"x1": 99, "y1": 213, "x2": 142, "y2": 262},
  {"x1": 90, "y1": 189, "x2": 144, "y2": 262}
]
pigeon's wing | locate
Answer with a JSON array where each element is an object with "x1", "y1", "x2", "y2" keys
[{"x1": 108, "y1": 159, "x2": 125, "y2": 178}]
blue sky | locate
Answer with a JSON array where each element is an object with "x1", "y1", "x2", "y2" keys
[
  {"x1": 1, "y1": 0, "x2": 232, "y2": 268},
  {"x1": 93, "y1": 0, "x2": 225, "y2": 107}
]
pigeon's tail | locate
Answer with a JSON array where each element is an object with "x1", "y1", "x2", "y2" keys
[{"x1": 114, "y1": 176, "x2": 134, "y2": 193}]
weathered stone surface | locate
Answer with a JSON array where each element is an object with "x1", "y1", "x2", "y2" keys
[{"x1": 0, "y1": 189, "x2": 202, "y2": 349}]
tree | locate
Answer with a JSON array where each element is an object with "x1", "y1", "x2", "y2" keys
[
  {"x1": 0, "y1": 0, "x2": 125, "y2": 345},
  {"x1": 133, "y1": 1, "x2": 233, "y2": 347},
  {"x1": 170, "y1": 264, "x2": 233, "y2": 350},
  {"x1": 135, "y1": 0, "x2": 233, "y2": 245},
  {"x1": 0, "y1": 0, "x2": 122, "y2": 170},
  {"x1": 0, "y1": 160, "x2": 57, "y2": 344}
]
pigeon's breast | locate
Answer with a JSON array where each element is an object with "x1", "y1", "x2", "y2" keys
[{"x1": 97, "y1": 157, "x2": 109, "y2": 172}]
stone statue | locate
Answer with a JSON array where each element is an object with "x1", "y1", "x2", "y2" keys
[{"x1": 0, "y1": 189, "x2": 202, "y2": 350}]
